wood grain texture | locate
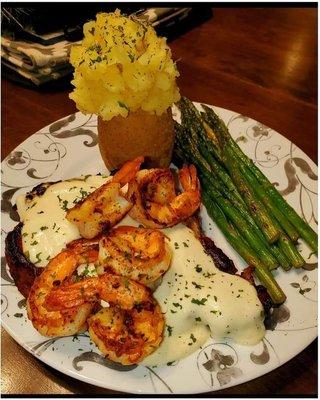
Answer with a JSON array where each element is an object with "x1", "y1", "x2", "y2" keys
[{"x1": 1, "y1": 7, "x2": 317, "y2": 396}]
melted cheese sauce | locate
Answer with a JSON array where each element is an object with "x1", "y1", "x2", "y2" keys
[
  {"x1": 141, "y1": 224, "x2": 265, "y2": 366},
  {"x1": 16, "y1": 175, "x2": 110, "y2": 267},
  {"x1": 118, "y1": 216, "x2": 266, "y2": 365}
]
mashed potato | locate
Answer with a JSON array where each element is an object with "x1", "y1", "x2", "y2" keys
[{"x1": 69, "y1": 10, "x2": 180, "y2": 121}]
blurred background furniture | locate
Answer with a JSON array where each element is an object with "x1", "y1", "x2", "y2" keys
[
  {"x1": 1, "y1": 5, "x2": 212, "y2": 86},
  {"x1": 1, "y1": 5, "x2": 317, "y2": 396}
]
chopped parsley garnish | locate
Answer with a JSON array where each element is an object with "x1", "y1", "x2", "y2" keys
[
  {"x1": 30, "y1": 240, "x2": 38, "y2": 246},
  {"x1": 62, "y1": 200, "x2": 69, "y2": 211},
  {"x1": 82, "y1": 265, "x2": 91, "y2": 276},
  {"x1": 73, "y1": 188, "x2": 90, "y2": 203},
  {"x1": 40, "y1": 226, "x2": 48, "y2": 231},
  {"x1": 190, "y1": 333, "x2": 196, "y2": 343},
  {"x1": 166, "y1": 325, "x2": 173, "y2": 336},
  {"x1": 35, "y1": 252, "x2": 42, "y2": 263},
  {"x1": 191, "y1": 298, "x2": 207, "y2": 306},
  {"x1": 195, "y1": 265, "x2": 202, "y2": 273},
  {"x1": 191, "y1": 281, "x2": 203, "y2": 289},
  {"x1": 188, "y1": 333, "x2": 197, "y2": 346},
  {"x1": 172, "y1": 302, "x2": 182, "y2": 309},
  {"x1": 203, "y1": 271, "x2": 215, "y2": 278},
  {"x1": 195, "y1": 317, "x2": 201, "y2": 322}
]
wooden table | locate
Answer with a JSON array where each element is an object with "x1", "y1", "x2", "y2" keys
[{"x1": 1, "y1": 7, "x2": 317, "y2": 395}]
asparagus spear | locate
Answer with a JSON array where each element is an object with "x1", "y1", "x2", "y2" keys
[
  {"x1": 201, "y1": 117, "x2": 306, "y2": 267},
  {"x1": 235, "y1": 150, "x2": 299, "y2": 243},
  {"x1": 179, "y1": 98, "x2": 224, "y2": 164},
  {"x1": 253, "y1": 165, "x2": 318, "y2": 252},
  {"x1": 204, "y1": 106, "x2": 299, "y2": 242},
  {"x1": 224, "y1": 146, "x2": 280, "y2": 244},
  {"x1": 175, "y1": 119, "x2": 292, "y2": 270},
  {"x1": 202, "y1": 191, "x2": 286, "y2": 304},
  {"x1": 197, "y1": 109, "x2": 305, "y2": 266},
  {"x1": 179, "y1": 99, "x2": 245, "y2": 206},
  {"x1": 200, "y1": 172, "x2": 291, "y2": 270},
  {"x1": 202, "y1": 177, "x2": 278, "y2": 269},
  {"x1": 176, "y1": 119, "x2": 305, "y2": 270},
  {"x1": 277, "y1": 233, "x2": 305, "y2": 269},
  {"x1": 182, "y1": 99, "x2": 287, "y2": 244},
  {"x1": 202, "y1": 104, "x2": 317, "y2": 253},
  {"x1": 239, "y1": 162, "x2": 307, "y2": 266}
]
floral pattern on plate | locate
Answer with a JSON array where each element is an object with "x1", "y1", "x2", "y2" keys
[{"x1": 1, "y1": 103, "x2": 317, "y2": 394}]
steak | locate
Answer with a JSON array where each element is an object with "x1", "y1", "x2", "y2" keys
[{"x1": 5, "y1": 223, "x2": 41, "y2": 298}]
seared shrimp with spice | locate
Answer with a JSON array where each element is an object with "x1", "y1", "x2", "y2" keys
[
  {"x1": 98, "y1": 226, "x2": 172, "y2": 285},
  {"x1": 46, "y1": 273, "x2": 164, "y2": 365},
  {"x1": 127, "y1": 165, "x2": 201, "y2": 228},
  {"x1": 27, "y1": 241, "x2": 99, "y2": 337},
  {"x1": 66, "y1": 157, "x2": 144, "y2": 239}
]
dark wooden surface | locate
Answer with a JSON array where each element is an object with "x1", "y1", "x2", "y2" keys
[{"x1": 1, "y1": 7, "x2": 317, "y2": 396}]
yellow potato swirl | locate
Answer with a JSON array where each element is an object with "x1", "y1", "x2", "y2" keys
[{"x1": 69, "y1": 10, "x2": 180, "y2": 121}]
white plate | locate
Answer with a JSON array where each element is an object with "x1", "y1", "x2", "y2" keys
[{"x1": 1, "y1": 103, "x2": 317, "y2": 394}]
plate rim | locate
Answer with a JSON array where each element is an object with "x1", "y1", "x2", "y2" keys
[{"x1": 1, "y1": 101, "x2": 317, "y2": 394}]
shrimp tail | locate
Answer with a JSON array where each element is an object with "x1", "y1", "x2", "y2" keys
[
  {"x1": 45, "y1": 273, "x2": 152, "y2": 312},
  {"x1": 179, "y1": 164, "x2": 199, "y2": 192},
  {"x1": 45, "y1": 277, "x2": 99, "y2": 310},
  {"x1": 113, "y1": 156, "x2": 144, "y2": 186}
]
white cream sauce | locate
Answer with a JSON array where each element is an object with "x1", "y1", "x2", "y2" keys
[
  {"x1": 141, "y1": 224, "x2": 265, "y2": 366},
  {"x1": 16, "y1": 175, "x2": 111, "y2": 267}
]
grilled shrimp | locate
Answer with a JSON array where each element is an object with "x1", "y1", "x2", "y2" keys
[
  {"x1": 46, "y1": 273, "x2": 151, "y2": 310},
  {"x1": 66, "y1": 157, "x2": 144, "y2": 239},
  {"x1": 89, "y1": 305, "x2": 163, "y2": 365},
  {"x1": 99, "y1": 226, "x2": 171, "y2": 285},
  {"x1": 127, "y1": 165, "x2": 201, "y2": 228},
  {"x1": 46, "y1": 273, "x2": 164, "y2": 365},
  {"x1": 27, "y1": 243, "x2": 99, "y2": 337}
]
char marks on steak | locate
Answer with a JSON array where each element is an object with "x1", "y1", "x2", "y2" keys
[
  {"x1": 241, "y1": 266, "x2": 274, "y2": 317},
  {"x1": 201, "y1": 235, "x2": 237, "y2": 275},
  {"x1": 5, "y1": 223, "x2": 41, "y2": 298},
  {"x1": 202, "y1": 237, "x2": 275, "y2": 318}
]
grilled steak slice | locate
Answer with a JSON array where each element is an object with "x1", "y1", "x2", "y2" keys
[{"x1": 5, "y1": 223, "x2": 41, "y2": 298}]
